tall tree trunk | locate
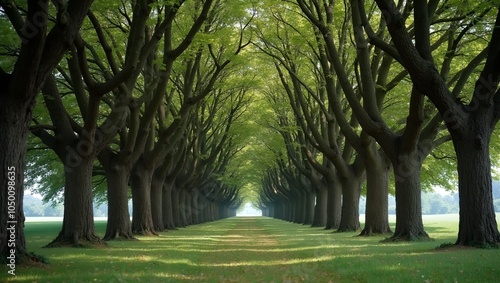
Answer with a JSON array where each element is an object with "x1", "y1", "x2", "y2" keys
[
  {"x1": 0, "y1": 104, "x2": 30, "y2": 262},
  {"x1": 190, "y1": 190, "x2": 200, "y2": 225},
  {"x1": 185, "y1": 191, "x2": 193, "y2": 225},
  {"x1": 200, "y1": 197, "x2": 209, "y2": 223},
  {"x1": 311, "y1": 187, "x2": 328, "y2": 227},
  {"x1": 150, "y1": 173, "x2": 165, "y2": 232},
  {"x1": 325, "y1": 173, "x2": 342, "y2": 230},
  {"x1": 268, "y1": 206, "x2": 275, "y2": 218},
  {"x1": 162, "y1": 180, "x2": 176, "y2": 230},
  {"x1": 454, "y1": 131, "x2": 500, "y2": 246},
  {"x1": 103, "y1": 165, "x2": 134, "y2": 240},
  {"x1": 130, "y1": 164, "x2": 156, "y2": 235},
  {"x1": 295, "y1": 191, "x2": 306, "y2": 224},
  {"x1": 389, "y1": 155, "x2": 429, "y2": 241},
  {"x1": 172, "y1": 186, "x2": 183, "y2": 227},
  {"x1": 304, "y1": 191, "x2": 315, "y2": 225},
  {"x1": 337, "y1": 175, "x2": 362, "y2": 232},
  {"x1": 179, "y1": 189, "x2": 188, "y2": 226},
  {"x1": 285, "y1": 200, "x2": 293, "y2": 222},
  {"x1": 360, "y1": 153, "x2": 392, "y2": 236},
  {"x1": 46, "y1": 158, "x2": 103, "y2": 247}
]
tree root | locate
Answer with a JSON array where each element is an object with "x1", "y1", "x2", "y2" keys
[{"x1": 45, "y1": 233, "x2": 108, "y2": 248}]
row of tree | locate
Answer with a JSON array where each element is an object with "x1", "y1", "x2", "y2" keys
[
  {"x1": 1, "y1": 0, "x2": 257, "y2": 262},
  {"x1": 252, "y1": 0, "x2": 500, "y2": 246}
]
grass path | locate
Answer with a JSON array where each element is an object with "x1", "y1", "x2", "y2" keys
[{"x1": 4, "y1": 216, "x2": 500, "y2": 282}]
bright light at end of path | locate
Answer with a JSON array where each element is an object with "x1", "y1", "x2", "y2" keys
[{"x1": 237, "y1": 203, "x2": 262, "y2": 217}]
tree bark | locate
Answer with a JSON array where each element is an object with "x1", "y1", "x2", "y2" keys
[
  {"x1": 190, "y1": 189, "x2": 200, "y2": 225},
  {"x1": 337, "y1": 176, "x2": 362, "y2": 232},
  {"x1": 325, "y1": 173, "x2": 342, "y2": 230},
  {"x1": 360, "y1": 153, "x2": 392, "y2": 236},
  {"x1": 311, "y1": 186, "x2": 328, "y2": 227},
  {"x1": 103, "y1": 164, "x2": 135, "y2": 240},
  {"x1": 162, "y1": 180, "x2": 176, "y2": 230},
  {"x1": 184, "y1": 191, "x2": 193, "y2": 225},
  {"x1": 46, "y1": 158, "x2": 104, "y2": 247},
  {"x1": 130, "y1": 164, "x2": 156, "y2": 235},
  {"x1": 172, "y1": 186, "x2": 183, "y2": 227},
  {"x1": 303, "y1": 191, "x2": 316, "y2": 225},
  {"x1": 0, "y1": 101, "x2": 30, "y2": 261},
  {"x1": 454, "y1": 131, "x2": 500, "y2": 246},
  {"x1": 389, "y1": 155, "x2": 429, "y2": 241},
  {"x1": 295, "y1": 191, "x2": 306, "y2": 224},
  {"x1": 150, "y1": 172, "x2": 165, "y2": 232},
  {"x1": 179, "y1": 189, "x2": 189, "y2": 226}
]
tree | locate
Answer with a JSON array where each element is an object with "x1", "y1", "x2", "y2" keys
[
  {"x1": 373, "y1": 0, "x2": 500, "y2": 246},
  {"x1": 0, "y1": 0, "x2": 94, "y2": 262},
  {"x1": 293, "y1": 0, "x2": 466, "y2": 240},
  {"x1": 31, "y1": 0, "x2": 171, "y2": 246}
]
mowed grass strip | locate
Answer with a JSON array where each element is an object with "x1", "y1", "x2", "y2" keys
[{"x1": 3, "y1": 216, "x2": 500, "y2": 282}]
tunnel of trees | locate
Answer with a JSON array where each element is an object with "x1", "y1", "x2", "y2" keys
[{"x1": 1, "y1": 0, "x2": 500, "y2": 264}]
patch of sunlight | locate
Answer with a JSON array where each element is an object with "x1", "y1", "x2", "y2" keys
[
  {"x1": 160, "y1": 236, "x2": 221, "y2": 241},
  {"x1": 155, "y1": 272, "x2": 207, "y2": 281},
  {"x1": 378, "y1": 264, "x2": 406, "y2": 271},
  {"x1": 187, "y1": 254, "x2": 338, "y2": 267},
  {"x1": 136, "y1": 254, "x2": 154, "y2": 262},
  {"x1": 158, "y1": 258, "x2": 195, "y2": 265},
  {"x1": 8, "y1": 275, "x2": 41, "y2": 282},
  {"x1": 161, "y1": 244, "x2": 358, "y2": 254},
  {"x1": 49, "y1": 254, "x2": 99, "y2": 260}
]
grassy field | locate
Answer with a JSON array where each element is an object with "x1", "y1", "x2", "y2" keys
[{"x1": 3, "y1": 215, "x2": 500, "y2": 282}]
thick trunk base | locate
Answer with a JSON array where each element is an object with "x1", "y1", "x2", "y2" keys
[
  {"x1": 131, "y1": 164, "x2": 158, "y2": 236},
  {"x1": 383, "y1": 230, "x2": 432, "y2": 242},
  {"x1": 47, "y1": 159, "x2": 106, "y2": 247},
  {"x1": 103, "y1": 165, "x2": 135, "y2": 241},
  {"x1": 311, "y1": 187, "x2": 327, "y2": 227},
  {"x1": 360, "y1": 153, "x2": 392, "y2": 236},
  {"x1": 454, "y1": 134, "x2": 500, "y2": 247},
  {"x1": 45, "y1": 231, "x2": 106, "y2": 248},
  {"x1": 325, "y1": 173, "x2": 341, "y2": 230},
  {"x1": 337, "y1": 176, "x2": 361, "y2": 232},
  {"x1": 387, "y1": 155, "x2": 430, "y2": 242}
]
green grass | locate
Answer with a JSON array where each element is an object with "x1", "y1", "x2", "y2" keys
[{"x1": 3, "y1": 216, "x2": 500, "y2": 282}]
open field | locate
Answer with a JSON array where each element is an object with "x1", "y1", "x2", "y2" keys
[{"x1": 3, "y1": 215, "x2": 500, "y2": 282}]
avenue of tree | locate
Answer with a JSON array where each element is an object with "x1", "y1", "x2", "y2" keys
[{"x1": 1, "y1": 0, "x2": 500, "y2": 265}]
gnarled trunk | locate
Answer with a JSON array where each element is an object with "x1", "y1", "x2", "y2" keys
[
  {"x1": 172, "y1": 186, "x2": 183, "y2": 227},
  {"x1": 389, "y1": 155, "x2": 429, "y2": 241},
  {"x1": 311, "y1": 186, "x2": 327, "y2": 227},
  {"x1": 360, "y1": 153, "x2": 391, "y2": 236},
  {"x1": 454, "y1": 132, "x2": 500, "y2": 246},
  {"x1": 0, "y1": 107, "x2": 30, "y2": 262},
  {"x1": 190, "y1": 190, "x2": 200, "y2": 225},
  {"x1": 162, "y1": 180, "x2": 176, "y2": 230},
  {"x1": 325, "y1": 173, "x2": 341, "y2": 230},
  {"x1": 179, "y1": 189, "x2": 188, "y2": 227},
  {"x1": 303, "y1": 191, "x2": 316, "y2": 225},
  {"x1": 184, "y1": 191, "x2": 193, "y2": 225},
  {"x1": 295, "y1": 191, "x2": 306, "y2": 224},
  {"x1": 103, "y1": 165, "x2": 134, "y2": 240},
  {"x1": 46, "y1": 158, "x2": 103, "y2": 247},
  {"x1": 150, "y1": 173, "x2": 165, "y2": 232},
  {"x1": 337, "y1": 176, "x2": 362, "y2": 232},
  {"x1": 130, "y1": 164, "x2": 156, "y2": 235}
]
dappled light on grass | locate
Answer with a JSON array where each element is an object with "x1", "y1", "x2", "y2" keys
[
  {"x1": 7, "y1": 217, "x2": 500, "y2": 282},
  {"x1": 190, "y1": 254, "x2": 338, "y2": 267}
]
